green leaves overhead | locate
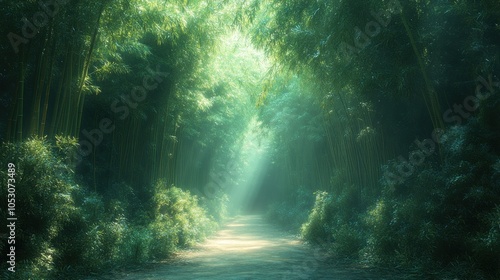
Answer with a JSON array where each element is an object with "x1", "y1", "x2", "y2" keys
[{"x1": 175, "y1": 31, "x2": 270, "y2": 148}]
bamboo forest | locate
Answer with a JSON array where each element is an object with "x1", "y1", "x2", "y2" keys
[{"x1": 1, "y1": 0, "x2": 499, "y2": 279}]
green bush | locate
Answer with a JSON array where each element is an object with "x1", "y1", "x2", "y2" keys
[
  {"x1": 301, "y1": 191, "x2": 333, "y2": 243},
  {"x1": 331, "y1": 224, "x2": 365, "y2": 259},
  {"x1": 0, "y1": 138, "x2": 78, "y2": 277},
  {"x1": 365, "y1": 117, "x2": 500, "y2": 277},
  {"x1": 149, "y1": 181, "x2": 217, "y2": 259},
  {"x1": 80, "y1": 219, "x2": 127, "y2": 270},
  {"x1": 0, "y1": 140, "x2": 219, "y2": 278},
  {"x1": 198, "y1": 188, "x2": 229, "y2": 224},
  {"x1": 266, "y1": 186, "x2": 314, "y2": 230},
  {"x1": 55, "y1": 188, "x2": 146, "y2": 273},
  {"x1": 362, "y1": 194, "x2": 440, "y2": 266},
  {"x1": 300, "y1": 187, "x2": 366, "y2": 257},
  {"x1": 472, "y1": 205, "x2": 500, "y2": 275},
  {"x1": 120, "y1": 226, "x2": 153, "y2": 263},
  {"x1": 149, "y1": 217, "x2": 179, "y2": 259}
]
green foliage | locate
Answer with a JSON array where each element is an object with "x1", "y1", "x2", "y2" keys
[
  {"x1": 54, "y1": 188, "x2": 146, "y2": 273},
  {"x1": 58, "y1": 180, "x2": 220, "y2": 269},
  {"x1": 149, "y1": 217, "x2": 178, "y2": 259},
  {"x1": 149, "y1": 181, "x2": 217, "y2": 258},
  {"x1": 300, "y1": 187, "x2": 366, "y2": 258},
  {"x1": 363, "y1": 194, "x2": 441, "y2": 266},
  {"x1": 331, "y1": 224, "x2": 365, "y2": 259},
  {"x1": 200, "y1": 191, "x2": 230, "y2": 223},
  {"x1": 54, "y1": 135, "x2": 79, "y2": 163},
  {"x1": 301, "y1": 191, "x2": 333, "y2": 243},
  {"x1": 121, "y1": 226, "x2": 153, "y2": 263},
  {"x1": 294, "y1": 111, "x2": 500, "y2": 278},
  {"x1": 266, "y1": 186, "x2": 314, "y2": 230},
  {"x1": 0, "y1": 138, "x2": 78, "y2": 278},
  {"x1": 166, "y1": 31, "x2": 268, "y2": 192},
  {"x1": 259, "y1": 78, "x2": 325, "y2": 144},
  {"x1": 471, "y1": 205, "x2": 500, "y2": 275},
  {"x1": 0, "y1": 137, "x2": 222, "y2": 277},
  {"x1": 363, "y1": 116, "x2": 500, "y2": 277},
  {"x1": 1, "y1": 0, "x2": 498, "y2": 279}
]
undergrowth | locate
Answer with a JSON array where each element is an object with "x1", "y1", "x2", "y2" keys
[
  {"x1": 266, "y1": 186, "x2": 314, "y2": 231},
  {"x1": 269, "y1": 110, "x2": 500, "y2": 279},
  {"x1": 0, "y1": 137, "x2": 222, "y2": 279}
]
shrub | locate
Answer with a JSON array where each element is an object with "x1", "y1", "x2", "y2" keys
[
  {"x1": 0, "y1": 139, "x2": 220, "y2": 278},
  {"x1": 149, "y1": 217, "x2": 179, "y2": 259},
  {"x1": 149, "y1": 181, "x2": 217, "y2": 259},
  {"x1": 0, "y1": 138, "x2": 78, "y2": 277},
  {"x1": 301, "y1": 191, "x2": 333, "y2": 243},
  {"x1": 266, "y1": 186, "x2": 314, "y2": 230},
  {"x1": 120, "y1": 226, "x2": 153, "y2": 263},
  {"x1": 301, "y1": 187, "x2": 366, "y2": 258},
  {"x1": 331, "y1": 224, "x2": 365, "y2": 259},
  {"x1": 199, "y1": 190, "x2": 229, "y2": 223},
  {"x1": 472, "y1": 205, "x2": 500, "y2": 276},
  {"x1": 364, "y1": 116, "x2": 500, "y2": 277},
  {"x1": 54, "y1": 135, "x2": 79, "y2": 170}
]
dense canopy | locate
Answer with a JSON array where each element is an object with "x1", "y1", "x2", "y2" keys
[{"x1": 0, "y1": 0, "x2": 499, "y2": 279}]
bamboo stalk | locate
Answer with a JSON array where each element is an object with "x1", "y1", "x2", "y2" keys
[
  {"x1": 49, "y1": 44, "x2": 70, "y2": 137},
  {"x1": 16, "y1": 49, "x2": 27, "y2": 141},
  {"x1": 40, "y1": 41, "x2": 56, "y2": 137},
  {"x1": 75, "y1": 6, "x2": 105, "y2": 136},
  {"x1": 400, "y1": 10, "x2": 443, "y2": 130},
  {"x1": 30, "y1": 46, "x2": 45, "y2": 136}
]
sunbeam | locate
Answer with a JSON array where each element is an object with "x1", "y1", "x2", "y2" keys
[
  {"x1": 1, "y1": 0, "x2": 499, "y2": 278},
  {"x1": 229, "y1": 117, "x2": 272, "y2": 213}
]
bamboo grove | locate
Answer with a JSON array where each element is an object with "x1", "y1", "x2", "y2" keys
[
  {"x1": 1, "y1": 0, "x2": 243, "y2": 189},
  {"x1": 1, "y1": 0, "x2": 499, "y2": 278},
  {"x1": 248, "y1": 0, "x2": 499, "y2": 195}
]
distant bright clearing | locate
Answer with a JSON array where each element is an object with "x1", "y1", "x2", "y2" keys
[{"x1": 230, "y1": 116, "x2": 272, "y2": 213}]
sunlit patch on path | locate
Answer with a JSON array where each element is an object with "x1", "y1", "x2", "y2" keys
[{"x1": 99, "y1": 215, "x2": 418, "y2": 280}]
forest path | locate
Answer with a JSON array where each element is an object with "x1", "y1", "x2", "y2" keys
[{"x1": 102, "y1": 215, "x2": 416, "y2": 279}]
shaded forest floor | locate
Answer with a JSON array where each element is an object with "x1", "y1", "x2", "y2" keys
[{"x1": 88, "y1": 215, "x2": 429, "y2": 280}]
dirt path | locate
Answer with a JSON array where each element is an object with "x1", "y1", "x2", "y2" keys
[{"x1": 97, "y1": 215, "x2": 419, "y2": 279}]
